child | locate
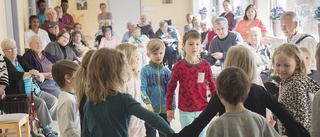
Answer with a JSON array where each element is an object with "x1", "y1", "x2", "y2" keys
[
  {"x1": 140, "y1": 39, "x2": 174, "y2": 137},
  {"x1": 115, "y1": 43, "x2": 146, "y2": 137},
  {"x1": 171, "y1": 45, "x2": 310, "y2": 137},
  {"x1": 166, "y1": 30, "x2": 216, "y2": 137},
  {"x1": 206, "y1": 67, "x2": 280, "y2": 137},
  {"x1": 272, "y1": 43, "x2": 320, "y2": 134},
  {"x1": 52, "y1": 59, "x2": 80, "y2": 137},
  {"x1": 311, "y1": 42, "x2": 320, "y2": 137},
  {"x1": 82, "y1": 48, "x2": 174, "y2": 137},
  {"x1": 74, "y1": 50, "x2": 95, "y2": 130},
  {"x1": 300, "y1": 47, "x2": 320, "y2": 83}
]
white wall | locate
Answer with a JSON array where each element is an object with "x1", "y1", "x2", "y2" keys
[{"x1": 109, "y1": 0, "x2": 141, "y2": 38}]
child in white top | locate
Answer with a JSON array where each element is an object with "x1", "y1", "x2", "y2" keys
[{"x1": 52, "y1": 59, "x2": 80, "y2": 137}]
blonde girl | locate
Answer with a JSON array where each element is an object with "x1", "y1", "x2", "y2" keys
[
  {"x1": 224, "y1": 45, "x2": 263, "y2": 86},
  {"x1": 115, "y1": 43, "x2": 146, "y2": 137},
  {"x1": 272, "y1": 43, "x2": 320, "y2": 134},
  {"x1": 74, "y1": 50, "x2": 95, "y2": 129},
  {"x1": 81, "y1": 48, "x2": 174, "y2": 137}
]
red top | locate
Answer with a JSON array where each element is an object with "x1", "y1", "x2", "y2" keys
[
  {"x1": 166, "y1": 59, "x2": 216, "y2": 112},
  {"x1": 206, "y1": 30, "x2": 217, "y2": 51}
]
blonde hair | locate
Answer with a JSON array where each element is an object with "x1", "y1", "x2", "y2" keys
[
  {"x1": 272, "y1": 43, "x2": 306, "y2": 76},
  {"x1": 45, "y1": 7, "x2": 56, "y2": 19},
  {"x1": 86, "y1": 48, "x2": 131, "y2": 104},
  {"x1": 115, "y1": 43, "x2": 139, "y2": 77},
  {"x1": 146, "y1": 39, "x2": 165, "y2": 53},
  {"x1": 224, "y1": 45, "x2": 257, "y2": 83},
  {"x1": 300, "y1": 47, "x2": 314, "y2": 62},
  {"x1": 1, "y1": 38, "x2": 16, "y2": 50},
  {"x1": 75, "y1": 50, "x2": 95, "y2": 108}
]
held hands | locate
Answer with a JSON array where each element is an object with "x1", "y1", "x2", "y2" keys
[
  {"x1": 211, "y1": 52, "x2": 223, "y2": 59},
  {"x1": 29, "y1": 69, "x2": 44, "y2": 82},
  {"x1": 43, "y1": 72, "x2": 53, "y2": 80},
  {"x1": 167, "y1": 110, "x2": 175, "y2": 122},
  {"x1": 146, "y1": 104, "x2": 154, "y2": 112}
]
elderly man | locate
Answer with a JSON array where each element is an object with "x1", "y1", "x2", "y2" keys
[
  {"x1": 280, "y1": 11, "x2": 318, "y2": 68},
  {"x1": 206, "y1": 17, "x2": 243, "y2": 66},
  {"x1": 121, "y1": 21, "x2": 135, "y2": 42},
  {"x1": 48, "y1": 21, "x2": 59, "y2": 42},
  {"x1": 1, "y1": 38, "x2": 58, "y2": 137},
  {"x1": 280, "y1": 11, "x2": 317, "y2": 50}
]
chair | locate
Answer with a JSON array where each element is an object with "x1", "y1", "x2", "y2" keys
[{"x1": 0, "y1": 113, "x2": 30, "y2": 137}]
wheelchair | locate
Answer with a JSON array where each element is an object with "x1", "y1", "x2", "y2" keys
[{"x1": 2, "y1": 76, "x2": 45, "y2": 137}]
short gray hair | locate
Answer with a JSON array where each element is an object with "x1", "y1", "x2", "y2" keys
[
  {"x1": 213, "y1": 17, "x2": 228, "y2": 27},
  {"x1": 1, "y1": 38, "x2": 16, "y2": 50},
  {"x1": 159, "y1": 21, "x2": 168, "y2": 28},
  {"x1": 281, "y1": 11, "x2": 299, "y2": 23}
]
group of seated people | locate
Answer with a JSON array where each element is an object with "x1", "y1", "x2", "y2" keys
[{"x1": 1, "y1": 0, "x2": 320, "y2": 136}]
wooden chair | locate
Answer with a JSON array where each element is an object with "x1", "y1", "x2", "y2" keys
[{"x1": 0, "y1": 113, "x2": 30, "y2": 137}]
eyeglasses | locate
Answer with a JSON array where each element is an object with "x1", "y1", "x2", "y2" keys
[{"x1": 4, "y1": 48, "x2": 17, "y2": 52}]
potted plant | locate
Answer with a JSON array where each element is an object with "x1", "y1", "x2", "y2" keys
[
  {"x1": 313, "y1": 6, "x2": 320, "y2": 40},
  {"x1": 234, "y1": 5, "x2": 245, "y2": 20},
  {"x1": 199, "y1": 7, "x2": 208, "y2": 20},
  {"x1": 270, "y1": 6, "x2": 286, "y2": 36}
]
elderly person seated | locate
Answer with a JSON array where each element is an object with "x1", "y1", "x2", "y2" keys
[
  {"x1": 154, "y1": 21, "x2": 179, "y2": 70},
  {"x1": 68, "y1": 30, "x2": 90, "y2": 59},
  {"x1": 128, "y1": 26, "x2": 150, "y2": 67},
  {"x1": 122, "y1": 21, "x2": 135, "y2": 42},
  {"x1": 206, "y1": 17, "x2": 243, "y2": 66},
  {"x1": 44, "y1": 31, "x2": 79, "y2": 62},
  {"x1": 1, "y1": 38, "x2": 58, "y2": 137},
  {"x1": 239, "y1": 27, "x2": 272, "y2": 83},
  {"x1": 99, "y1": 28, "x2": 120, "y2": 49},
  {"x1": 23, "y1": 35, "x2": 61, "y2": 98}
]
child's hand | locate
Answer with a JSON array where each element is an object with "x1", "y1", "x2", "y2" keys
[
  {"x1": 146, "y1": 104, "x2": 154, "y2": 112},
  {"x1": 167, "y1": 110, "x2": 175, "y2": 122}
]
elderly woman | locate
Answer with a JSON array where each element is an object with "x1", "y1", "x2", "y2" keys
[
  {"x1": 41, "y1": 7, "x2": 65, "y2": 33},
  {"x1": 68, "y1": 30, "x2": 90, "y2": 58},
  {"x1": 154, "y1": 21, "x2": 179, "y2": 70},
  {"x1": 98, "y1": 3, "x2": 112, "y2": 31},
  {"x1": 1, "y1": 38, "x2": 58, "y2": 137},
  {"x1": 241, "y1": 27, "x2": 272, "y2": 83},
  {"x1": 235, "y1": 4, "x2": 268, "y2": 41},
  {"x1": 99, "y1": 28, "x2": 120, "y2": 49},
  {"x1": 128, "y1": 26, "x2": 150, "y2": 67},
  {"x1": 44, "y1": 31, "x2": 79, "y2": 62},
  {"x1": 23, "y1": 35, "x2": 61, "y2": 98},
  {"x1": 25, "y1": 15, "x2": 50, "y2": 50}
]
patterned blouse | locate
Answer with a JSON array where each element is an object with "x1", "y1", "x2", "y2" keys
[{"x1": 278, "y1": 73, "x2": 320, "y2": 134}]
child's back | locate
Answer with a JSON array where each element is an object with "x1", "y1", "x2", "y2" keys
[
  {"x1": 207, "y1": 109, "x2": 280, "y2": 137},
  {"x1": 83, "y1": 93, "x2": 173, "y2": 137}
]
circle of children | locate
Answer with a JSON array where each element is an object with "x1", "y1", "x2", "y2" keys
[{"x1": 0, "y1": 0, "x2": 320, "y2": 137}]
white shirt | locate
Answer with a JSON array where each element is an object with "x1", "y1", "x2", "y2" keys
[
  {"x1": 24, "y1": 28, "x2": 51, "y2": 49},
  {"x1": 57, "y1": 91, "x2": 80, "y2": 137}
]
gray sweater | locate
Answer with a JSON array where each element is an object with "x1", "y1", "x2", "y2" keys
[
  {"x1": 44, "y1": 41, "x2": 78, "y2": 61},
  {"x1": 206, "y1": 31, "x2": 243, "y2": 65},
  {"x1": 206, "y1": 109, "x2": 280, "y2": 137}
]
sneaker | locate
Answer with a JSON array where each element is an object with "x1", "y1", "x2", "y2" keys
[{"x1": 42, "y1": 129, "x2": 58, "y2": 137}]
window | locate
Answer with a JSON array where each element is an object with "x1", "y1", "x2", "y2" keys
[{"x1": 275, "y1": 0, "x2": 320, "y2": 40}]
